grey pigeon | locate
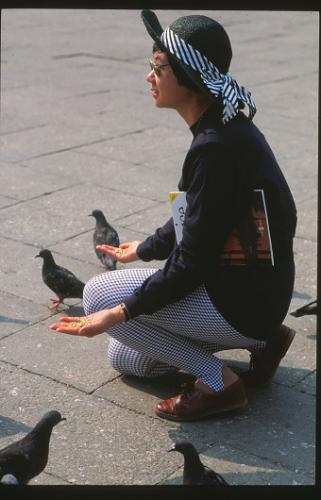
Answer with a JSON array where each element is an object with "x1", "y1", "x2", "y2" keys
[
  {"x1": 35, "y1": 249, "x2": 85, "y2": 310},
  {"x1": 291, "y1": 299, "x2": 317, "y2": 317},
  {"x1": 0, "y1": 473, "x2": 19, "y2": 485},
  {"x1": 0, "y1": 410, "x2": 66, "y2": 485},
  {"x1": 169, "y1": 441, "x2": 228, "y2": 486},
  {"x1": 89, "y1": 209, "x2": 120, "y2": 270}
]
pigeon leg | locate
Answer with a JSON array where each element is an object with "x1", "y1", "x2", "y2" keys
[{"x1": 49, "y1": 298, "x2": 63, "y2": 311}]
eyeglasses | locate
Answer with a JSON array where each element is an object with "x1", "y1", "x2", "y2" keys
[{"x1": 149, "y1": 60, "x2": 170, "y2": 76}]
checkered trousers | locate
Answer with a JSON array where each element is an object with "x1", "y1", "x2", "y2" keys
[{"x1": 83, "y1": 268, "x2": 266, "y2": 392}]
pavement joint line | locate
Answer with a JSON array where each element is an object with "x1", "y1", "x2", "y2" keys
[
  {"x1": 0, "y1": 359, "x2": 105, "y2": 397},
  {"x1": 88, "y1": 374, "x2": 122, "y2": 395},
  {"x1": 195, "y1": 439, "x2": 314, "y2": 479},
  {"x1": 291, "y1": 369, "x2": 317, "y2": 386},
  {"x1": 1, "y1": 124, "x2": 49, "y2": 137},
  {"x1": 0, "y1": 182, "x2": 85, "y2": 211},
  {"x1": 35, "y1": 471, "x2": 73, "y2": 485},
  {"x1": 113, "y1": 203, "x2": 167, "y2": 223},
  {"x1": 84, "y1": 181, "x2": 169, "y2": 205},
  {"x1": 0, "y1": 320, "x2": 53, "y2": 340},
  {"x1": 66, "y1": 52, "x2": 145, "y2": 64},
  {"x1": 66, "y1": 89, "x2": 112, "y2": 98},
  {"x1": 89, "y1": 390, "x2": 164, "y2": 422},
  {"x1": 254, "y1": 74, "x2": 303, "y2": 87},
  {"x1": 0, "y1": 236, "x2": 41, "y2": 249},
  {"x1": 155, "y1": 466, "x2": 184, "y2": 485},
  {"x1": 10, "y1": 125, "x2": 159, "y2": 163},
  {"x1": 0, "y1": 358, "x2": 164, "y2": 422},
  {"x1": 0, "y1": 193, "x2": 17, "y2": 201},
  {"x1": 0, "y1": 286, "x2": 46, "y2": 303},
  {"x1": 274, "y1": 380, "x2": 316, "y2": 395},
  {"x1": 218, "y1": 439, "x2": 315, "y2": 478}
]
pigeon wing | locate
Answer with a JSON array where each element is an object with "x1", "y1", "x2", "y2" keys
[
  {"x1": 94, "y1": 227, "x2": 119, "y2": 269},
  {"x1": 43, "y1": 266, "x2": 84, "y2": 300},
  {"x1": 203, "y1": 465, "x2": 228, "y2": 486},
  {"x1": 0, "y1": 447, "x2": 31, "y2": 484}
]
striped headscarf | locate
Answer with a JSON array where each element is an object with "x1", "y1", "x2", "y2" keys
[{"x1": 161, "y1": 26, "x2": 256, "y2": 125}]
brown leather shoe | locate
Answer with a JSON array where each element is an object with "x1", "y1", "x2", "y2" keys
[
  {"x1": 155, "y1": 379, "x2": 248, "y2": 422},
  {"x1": 241, "y1": 324, "x2": 296, "y2": 388}
]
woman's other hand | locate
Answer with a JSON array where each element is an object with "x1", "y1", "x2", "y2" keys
[{"x1": 96, "y1": 241, "x2": 141, "y2": 263}]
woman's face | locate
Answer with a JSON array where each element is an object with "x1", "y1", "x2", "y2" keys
[{"x1": 146, "y1": 51, "x2": 192, "y2": 110}]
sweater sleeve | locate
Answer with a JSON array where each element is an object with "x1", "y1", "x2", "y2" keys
[
  {"x1": 136, "y1": 217, "x2": 176, "y2": 261},
  {"x1": 123, "y1": 144, "x2": 239, "y2": 318}
]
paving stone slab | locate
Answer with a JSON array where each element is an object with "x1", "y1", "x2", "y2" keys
[
  {"x1": 254, "y1": 74, "x2": 318, "y2": 124},
  {"x1": 0, "y1": 316, "x2": 118, "y2": 393},
  {"x1": 51, "y1": 226, "x2": 164, "y2": 271},
  {"x1": 78, "y1": 126, "x2": 191, "y2": 165},
  {"x1": 1, "y1": 124, "x2": 87, "y2": 164},
  {"x1": 2, "y1": 122, "x2": 152, "y2": 165},
  {"x1": 97, "y1": 375, "x2": 315, "y2": 478},
  {"x1": 95, "y1": 371, "x2": 197, "y2": 419},
  {"x1": 0, "y1": 161, "x2": 79, "y2": 201},
  {"x1": 19, "y1": 148, "x2": 185, "y2": 204},
  {"x1": 76, "y1": 161, "x2": 184, "y2": 204},
  {"x1": 0, "y1": 8, "x2": 317, "y2": 489},
  {"x1": 117, "y1": 202, "x2": 172, "y2": 235},
  {"x1": 0, "y1": 184, "x2": 158, "y2": 247},
  {"x1": 0, "y1": 363, "x2": 188, "y2": 485},
  {"x1": 0, "y1": 290, "x2": 50, "y2": 339},
  {"x1": 0, "y1": 239, "x2": 100, "y2": 306}
]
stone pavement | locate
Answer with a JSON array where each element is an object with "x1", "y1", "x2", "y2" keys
[{"x1": 0, "y1": 9, "x2": 318, "y2": 488}]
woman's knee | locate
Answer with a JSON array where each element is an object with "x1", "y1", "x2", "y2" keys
[{"x1": 83, "y1": 274, "x2": 115, "y2": 314}]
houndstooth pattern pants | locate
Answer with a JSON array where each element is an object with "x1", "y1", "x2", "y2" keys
[{"x1": 83, "y1": 268, "x2": 266, "y2": 392}]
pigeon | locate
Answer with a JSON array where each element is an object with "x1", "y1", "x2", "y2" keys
[
  {"x1": 89, "y1": 209, "x2": 120, "y2": 270},
  {"x1": 35, "y1": 249, "x2": 85, "y2": 310},
  {"x1": 291, "y1": 300, "x2": 317, "y2": 317},
  {"x1": 0, "y1": 473, "x2": 19, "y2": 485},
  {"x1": 0, "y1": 410, "x2": 66, "y2": 485},
  {"x1": 169, "y1": 441, "x2": 228, "y2": 486}
]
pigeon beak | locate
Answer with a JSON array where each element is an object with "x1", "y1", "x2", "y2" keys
[
  {"x1": 60, "y1": 417, "x2": 67, "y2": 421},
  {"x1": 35, "y1": 254, "x2": 40, "y2": 258},
  {"x1": 88, "y1": 214, "x2": 93, "y2": 217},
  {"x1": 167, "y1": 447, "x2": 175, "y2": 453}
]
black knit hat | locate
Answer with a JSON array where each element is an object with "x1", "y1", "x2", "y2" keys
[{"x1": 141, "y1": 10, "x2": 256, "y2": 124}]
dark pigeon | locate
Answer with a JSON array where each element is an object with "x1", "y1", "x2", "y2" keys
[
  {"x1": 291, "y1": 300, "x2": 317, "y2": 317},
  {"x1": 169, "y1": 441, "x2": 228, "y2": 486},
  {"x1": 35, "y1": 249, "x2": 85, "y2": 310},
  {"x1": 0, "y1": 410, "x2": 66, "y2": 485},
  {"x1": 89, "y1": 209, "x2": 120, "y2": 270}
]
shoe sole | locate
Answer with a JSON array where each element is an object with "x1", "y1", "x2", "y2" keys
[{"x1": 155, "y1": 398, "x2": 248, "y2": 422}]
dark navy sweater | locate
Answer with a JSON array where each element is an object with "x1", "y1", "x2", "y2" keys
[{"x1": 123, "y1": 105, "x2": 297, "y2": 341}]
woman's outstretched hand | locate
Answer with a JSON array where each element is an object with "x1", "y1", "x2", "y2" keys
[
  {"x1": 49, "y1": 307, "x2": 124, "y2": 338},
  {"x1": 96, "y1": 240, "x2": 141, "y2": 263}
]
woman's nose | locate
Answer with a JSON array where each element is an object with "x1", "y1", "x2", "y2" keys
[{"x1": 146, "y1": 70, "x2": 155, "y2": 83}]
